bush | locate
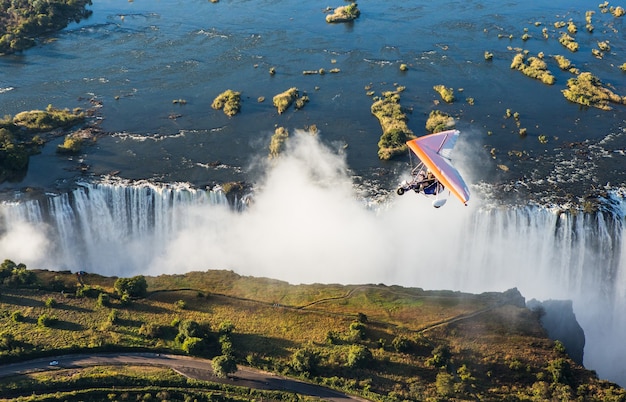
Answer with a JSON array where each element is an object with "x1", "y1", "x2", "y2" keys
[
  {"x1": 212, "y1": 354, "x2": 237, "y2": 378},
  {"x1": 76, "y1": 285, "x2": 105, "y2": 298},
  {"x1": 37, "y1": 313, "x2": 58, "y2": 327},
  {"x1": 182, "y1": 337, "x2": 207, "y2": 356},
  {"x1": 291, "y1": 348, "x2": 320, "y2": 376},
  {"x1": 346, "y1": 345, "x2": 373, "y2": 368},
  {"x1": 108, "y1": 309, "x2": 120, "y2": 324},
  {"x1": 174, "y1": 299, "x2": 186, "y2": 310},
  {"x1": 435, "y1": 371, "x2": 454, "y2": 397},
  {"x1": 426, "y1": 345, "x2": 451, "y2": 368},
  {"x1": 178, "y1": 320, "x2": 207, "y2": 339},
  {"x1": 349, "y1": 321, "x2": 366, "y2": 341},
  {"x1": 219, "y1": 334, "x2": 233, "y2": 356},
  {"x1": 56, "y1": 134, "x2": 83, "y2": 154},
  {"x1": 218, "y1": 320, "x2": 235, "y2": 335},
  {"x1": 11, "y1": 311, "x2": 24, "y2": 322},
  {"x1": 392, "y1": 335, "x2": 411, "y2": 353},
  {"x1": 547, "y1": 358, "x2": 571, "y2": 384},
  {"x1": 45, "y1": 297, "x2": 57, "y2": 308},
  {"x1": 0, "y1": 260, "x2": 36, "y2": 286},
  {"x1": 97, "y1": 293, "x2": 111, "y2": 307},
  {"x1": 114, "y1": 276, "x2": 148, "y2": 298}
]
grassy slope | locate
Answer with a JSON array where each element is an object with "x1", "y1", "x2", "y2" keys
[{"x1": 0, "y1": 269, "x2": 624, "y2": 401}]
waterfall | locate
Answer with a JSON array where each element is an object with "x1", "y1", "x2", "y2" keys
[
  {"x1": 1, "y1": 180, "x2": 230, "y2": 273},
  {"x1": 0, "y1": 180, "x2": 625, "y2": 384}
]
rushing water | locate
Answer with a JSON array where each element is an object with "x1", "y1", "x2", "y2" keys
[{"x1": 1, "y1": 0, "x2": 626, "y2": 386}]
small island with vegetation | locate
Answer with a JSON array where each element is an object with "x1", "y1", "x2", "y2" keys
[
  {"x1": 325, "y1": 3, "x2": 360, "y2": 23},
  {"x1": 211, "y1": 89, "x2": 242, "y2": 117},
  {"x1": 370, "y1": 89, "x2": 415, "y2": 160},
  {"x1": 0, "y1": 105, "x2": 86, "y2": 182},
  {"x1": 0, "y1": 0, "x2": 93, "y2": 55}
]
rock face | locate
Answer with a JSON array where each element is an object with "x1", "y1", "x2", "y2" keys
[{"x1": 527, "y1": 298, "x2": 585, "y2": 364}]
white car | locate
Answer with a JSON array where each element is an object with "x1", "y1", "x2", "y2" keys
[{"x1": 49, "y1": 360, "x2": 59, "y2": 366}]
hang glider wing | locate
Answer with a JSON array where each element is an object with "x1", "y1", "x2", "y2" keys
[{"x1": 406, "y1": 129, "x2": 470, "y2": 205}]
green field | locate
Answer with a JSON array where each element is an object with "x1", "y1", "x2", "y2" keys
[{"x1": 0, "y1": 267, "x2": 624, "y2": 401}]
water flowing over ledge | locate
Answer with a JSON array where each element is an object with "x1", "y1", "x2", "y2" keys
[{"x1": 1, "y1": 178, "x2": 625, "y2": 384}]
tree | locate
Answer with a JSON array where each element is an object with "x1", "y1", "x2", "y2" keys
[
  {"x1": 182, "y1": 337, "x2": 208, "y2": 356},
  {"x1": 426, "y1": 345, "x2": 451, "y2": 368},
  {"x1": 392, "y1": 335, "x2": 411, "y2": 353},
  {"x1": 178, "y1": 320, "x2": 206, "y2": 339},
  {"x1": 349, "y1": 321, "x2": 366, "y2": 341},
  {"x1": 291, "y1": 348, "x2": 320, "y2": 376},
  {"x1": 218, "y1": 320, "x2": 235, "y2": 335},
  {"x1": 114, "y1": 275, "x2": 148, "y2": 298},
  {"x1": 212, "y1": 354, "x2": 237, "y2": 378},
  {"x1": 346, "y1": 345, "x2": 373, "y2": 368},
  {"x1": 435, "y1": 371, "x2": 454, "y2": 397}
]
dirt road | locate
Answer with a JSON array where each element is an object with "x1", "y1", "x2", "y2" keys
[{"x1": 0, "y1": 352, "x2": 368, "y2": 402}]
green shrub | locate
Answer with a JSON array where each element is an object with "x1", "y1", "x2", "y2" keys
[
  {"x1": 291, "y1": 348, "x2": 320, "y2": 376},
  {"x1": 426, "y1": 345, "x2": 451, "y2": 368},
  {"x1": 97, "y1": 292, "x2": 111, "y2": 307},
  {"x1": 182, "y1": 336, "x2": 207, "y2": 355},
  {"x1": 425, "y1": 110, "x2": 455, "y2": 133},
  {"x1": 546, "y1": 358, "x2": 571, "y2": 384},
  {"x1": 114, "y1": 275, "x2": 148, "y2": 298},
  {"x1": 219, "y1": 334, "x2": 233, "y2": 356},
  {"x1": 76, "y1": 285, "x2": 104, "y2": 298},
  {"x1": 37, "y1": 313, "x2": 58, "y2": 327},
  {"x1": 392, "y1": 335, "x2": 411, "y2": 353},
  {"x1": 212, "y1": 354, "x2": 237, "y2": 378},
  {"x1": 56, "y1": 134, "x2": 83, "y2": 154},
  {"x1": 435, "y1": 371, "x2": 454, "y2": 397},
  {"x1": 349, "y1": 321, "x2": 366, "y2": 341},
  {"x1": 346, "y1": 345, "x2": 373, "y2": 368},
  {"x1": 218, "y1": 320, "x2": 235, "y2": 335},
  {"x1": 11, "y1": 310, "x2": 24, "y2": 322},
  {"x1": 108, "y1": 309, "x2": 119, "y2": 324},
  {"x1": 45, "y1": 297, "x2": 57, "y2": 308}
]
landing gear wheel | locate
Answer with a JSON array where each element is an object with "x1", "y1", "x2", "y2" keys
[{"x1": 396, "y1": 187, "x2": 405, "y2": 196}]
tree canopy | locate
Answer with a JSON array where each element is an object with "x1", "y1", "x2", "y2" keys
[
  {"x1": 113, "y1": 275, "x2": 148, "y2": 298},
  {"x1": 0, "y1": 0, "x2": 93, "y2": 54}
]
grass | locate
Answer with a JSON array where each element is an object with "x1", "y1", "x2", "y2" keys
[
  {"x1": 0, "y1": 365, "x2": 313, "y2": 402},
  {"x1": 1, "y1": 269, "x2": 624, "y2": 401}
]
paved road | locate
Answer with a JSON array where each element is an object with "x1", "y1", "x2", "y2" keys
[{"x1": 0, "y1": 352, "x2": 368, "y2": 402}]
